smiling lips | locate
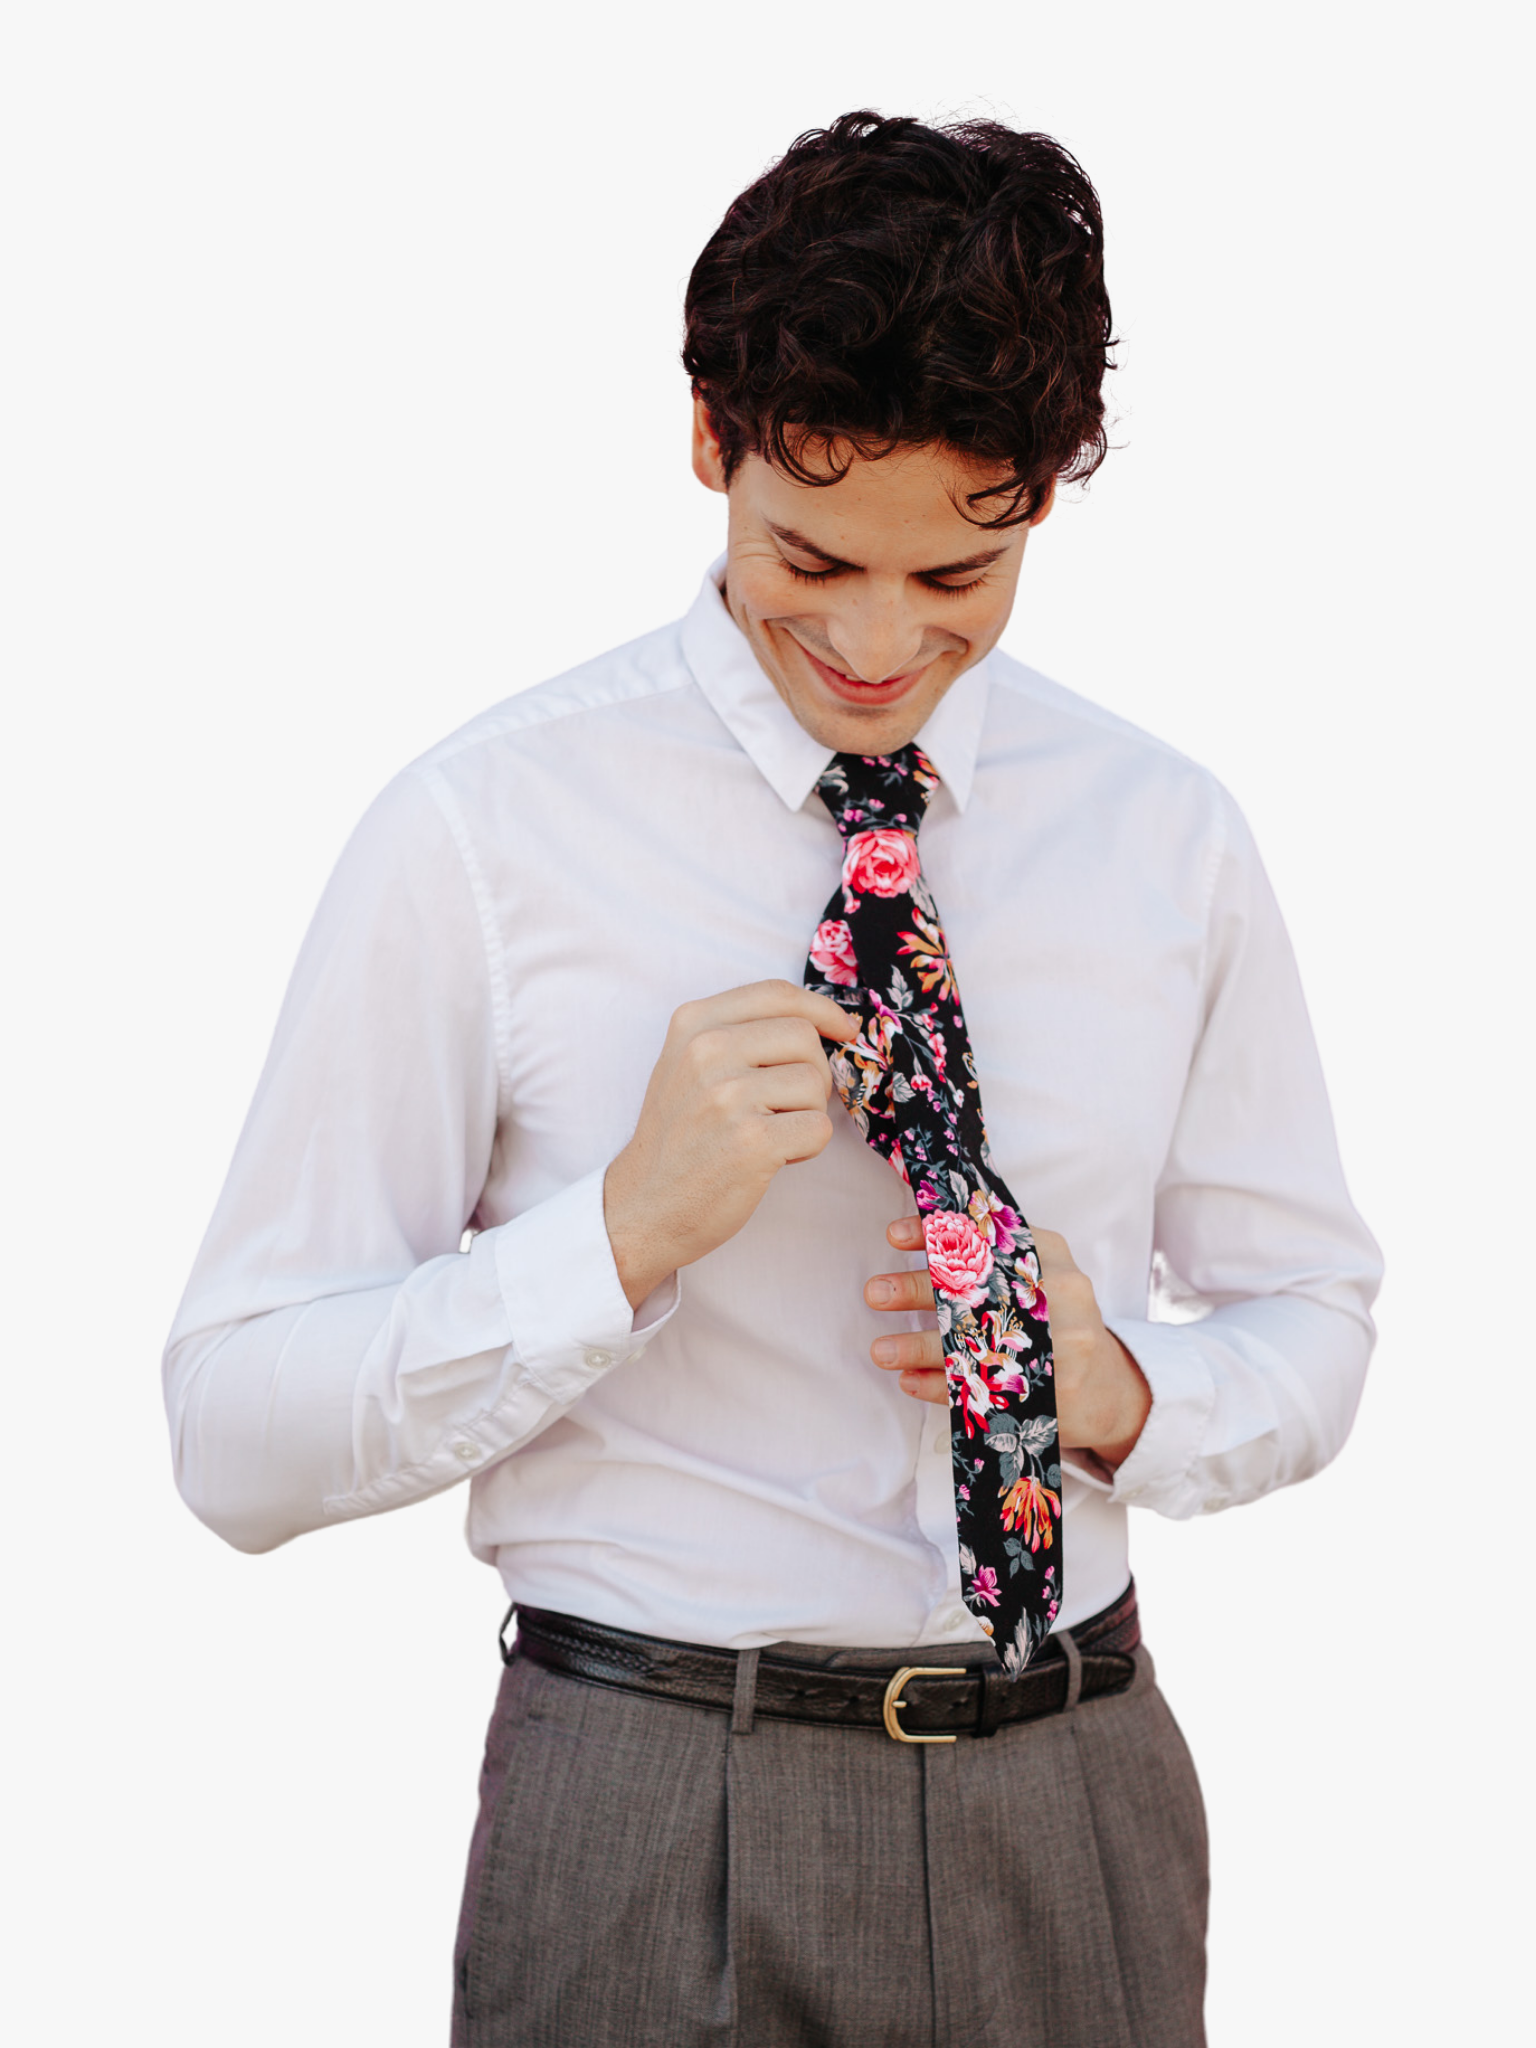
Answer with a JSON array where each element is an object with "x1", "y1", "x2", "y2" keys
[{"x1": 798, "y1": 642, "x2": 929, "y2": 704}]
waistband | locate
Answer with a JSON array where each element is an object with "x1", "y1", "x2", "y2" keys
[{"x1": 504, "y1": 1581, "x2": 1140, "y2": 1743}]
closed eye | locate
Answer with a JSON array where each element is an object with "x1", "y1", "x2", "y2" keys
[{"x1": 783, "y1": 563, "x2": 987, "y2": 595}]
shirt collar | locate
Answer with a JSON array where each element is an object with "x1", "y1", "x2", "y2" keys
[{"x1": 680, "y1": 560, "x2": 988, "y2": 815}]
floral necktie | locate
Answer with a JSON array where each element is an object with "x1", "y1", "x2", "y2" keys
[{"x1": 805, "y1": 744, "x2": 1062, "y2": 1675}]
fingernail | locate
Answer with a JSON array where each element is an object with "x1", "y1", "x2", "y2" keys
[
  {"x1": 869, "y1": 1279, "x2": 895, "y2": 1305},
  {"x1": 872, "y1": 1339, "x2": 899, "y2": 1364}
]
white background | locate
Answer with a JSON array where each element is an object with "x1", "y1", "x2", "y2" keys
[{"x1": 3, "y1": 3, "x2": 1530, "y2": 2041}]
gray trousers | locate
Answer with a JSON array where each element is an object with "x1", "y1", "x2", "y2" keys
[{"x1": 452, "y1": 1634, "x2": 1208, "y2": 2047}]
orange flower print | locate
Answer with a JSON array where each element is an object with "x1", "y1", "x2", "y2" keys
[
  {"x1": 896, "y1": 905, "x2": 958, "y2": 1002},
  {"x1": 999, "y1": 1473, "x2": 1061, "y2": 1550}
]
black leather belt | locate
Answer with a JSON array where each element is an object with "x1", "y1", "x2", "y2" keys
[{"x1": 505, "y1": 1582, "x2": 1140, "y2": 1742}]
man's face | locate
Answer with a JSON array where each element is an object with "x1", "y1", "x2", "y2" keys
[{"x1": 693, "y1": 398, "x2": 1050, "y2": 754}]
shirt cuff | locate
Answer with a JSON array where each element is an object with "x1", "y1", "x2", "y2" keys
[
  {"x1": 491, "y1": 1165, "x2": 681, "y2": 1404},
  {"x1": 1098, "y1": 1317, "x2": 1219, "y2": 1519}
]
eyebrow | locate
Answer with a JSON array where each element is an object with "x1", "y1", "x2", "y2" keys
[{"x1": 765, "y1": 520, "x2": 1010, "y2": 577}]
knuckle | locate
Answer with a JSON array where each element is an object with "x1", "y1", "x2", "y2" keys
[
  {"x1": 705, "y1": 1074, "x2": 741, "y2": 1117},
  {"x1": 689, "y1": 1028, "x2": 725, "y2": 1069},
  {"x1": 742, "y1": 1123, "x2": 777, "y2": 1165}
]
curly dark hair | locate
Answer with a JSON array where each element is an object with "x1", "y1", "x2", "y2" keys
[{"x1": 683, "y1": 111, "x2": 1115, "y2": 526}]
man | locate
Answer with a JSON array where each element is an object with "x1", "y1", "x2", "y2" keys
[{"x1": 165, "y1": 112, "x2": 1381, "y2": 2046}]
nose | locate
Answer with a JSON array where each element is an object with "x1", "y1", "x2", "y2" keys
[{"x1": 823, "y1": 585, "x2": 927, "y2": 683}]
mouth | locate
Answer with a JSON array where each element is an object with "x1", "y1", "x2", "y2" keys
[{"x1": 793, "y1": 639, "x2": 931, "y2": 708}]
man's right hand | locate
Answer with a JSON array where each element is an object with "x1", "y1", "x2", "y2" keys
[{"x1": 603, "y1": 980, "x2": 858, "y2": 1309}]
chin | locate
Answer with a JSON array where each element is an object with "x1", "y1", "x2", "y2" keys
[
  {"x1": 800, "y1": 694, "x2": 932, "y2": 755},
  {"x1": 827, "y1": 713, "x2": 925, "y2": 753}
]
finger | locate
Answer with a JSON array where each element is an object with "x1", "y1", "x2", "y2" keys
[
  {"x1": 871, "y1": 1329, "x2": 945, "y2": 1371},
  {"x1": 753, "y1": 1062, "x2": 835, "y2": 1112},
  {"x1": 685, "y1": 1021, "x2": 832, "y2": 1099},
  {"x1": 676, "y1": 981, "x2": 859, "y2": 1042},
  {"x1": 864, "y1": 1268, "x2": 936, "y2": 1312},
  {"x1": 886, "y1": 1215, "x2": 925, "y2": 1251},
  {"x1": 723, "y1": 1015, "x2": 842, "y2": 1075},
  {"x1": 768, "y1": 1108, "x2": 836, "y2": 1165},
  {"x1": 898, "y1": 1368, "x2": 949, "y2": 1406}
]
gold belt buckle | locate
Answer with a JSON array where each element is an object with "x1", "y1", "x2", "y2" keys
[{"x1": 882, "y1": 1666, "x2": 959, "y2": 1744}]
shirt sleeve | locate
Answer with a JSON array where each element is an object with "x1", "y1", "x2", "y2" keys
[
  {"x1": 162, "y1": 768, "x2": 678, "y2": 1555},
  {"x1": 1097, "y1": 786, "x2": 1383, "y2": 1520}
]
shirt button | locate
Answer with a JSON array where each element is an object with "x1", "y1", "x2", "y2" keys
[
  {"x1": 945, "y1": 1605, "x2": 969, "y2": 1632},
  {"x1": 584, "y1": 1348, "x2": 614, "y2": 1370},
  {"x1": 453, "y1": 1442, "x2": 481, "y2": 1463},
  {"x1": 931, "y1": 1434, "x2": 948, "y2": 1457}
]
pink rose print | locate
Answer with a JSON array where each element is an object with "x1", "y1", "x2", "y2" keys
[
  {"x1": 809, "y1": 918, "x2": 859, "y2": 987},
  {"x1": 969, "y1": 1565, "x2": 1001, "y2": 1608},
  {"x1": 841, "y1": 828, "x2": 921, "y2": 900},
  {"x1": 923, "y1": 1209, "x2": 994, "y2": 1307}
]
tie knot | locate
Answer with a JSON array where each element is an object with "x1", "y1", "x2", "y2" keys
[{"x1": 815, "y1": 745, "x2": 940, "y2": 841}]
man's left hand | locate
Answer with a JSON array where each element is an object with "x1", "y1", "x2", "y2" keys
[{"x1": 865, "y1": 1218, "x2": 1152, "y2": 1471}]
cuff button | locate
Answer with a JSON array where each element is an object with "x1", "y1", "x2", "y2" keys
[{"x1": 584, "y1": 1348, "x2": 614, "y2": 1370}]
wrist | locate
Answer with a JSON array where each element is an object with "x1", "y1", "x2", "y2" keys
[
  {"x1": 1090, "y1": 1332, "x2": 1152, "y2": 1470},
  {"x1": 603, "y1": 1150, "x2": 673, "y2": 1311}
]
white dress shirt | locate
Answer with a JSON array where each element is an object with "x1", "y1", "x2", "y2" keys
[{"x1": 164, "y1": 566, "x2": 1382, "y2": 1647}]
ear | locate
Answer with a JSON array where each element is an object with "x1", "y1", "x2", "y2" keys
[
  {"x1": 691, "y1": 392, "x2": 729, "y2": 494},
  {"x1": 1028, "y1": 478, "x2": 1057, "y2": 527}
]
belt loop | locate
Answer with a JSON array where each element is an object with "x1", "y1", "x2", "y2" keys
[
  {"x1": 732, "y1": 1648, "x2": 761, "y2": 1735},
  {"x1": 974, "y1": 1662, "x2": 1008, "y2": 1738},
  {"x1": 498, "y1": 1604, "x2": 517, "y2": 1666},
  {"x1": 1056, "y1": 1629, "x2": 1083, "y2": 1714}
]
